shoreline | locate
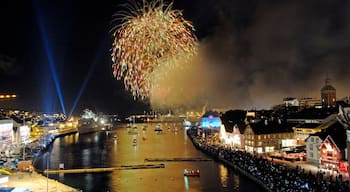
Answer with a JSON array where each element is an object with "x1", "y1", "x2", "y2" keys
[
  {"x1": 186, "y1": 129, "x2": 349, "y2": 191},
  {"x1": 20, "y1": 128, "x2": 79, "y2": 191},
  {"x1": 187, "y1": 131, "x2": 270, "y2": 191}
]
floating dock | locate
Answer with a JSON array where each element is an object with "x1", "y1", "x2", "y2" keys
[
  {"x1": 144, "y1": 157, "x2": 212, "y2": 162},
  {"x1": 43, "y1": 163, "x2": 165, "y2": 174}
]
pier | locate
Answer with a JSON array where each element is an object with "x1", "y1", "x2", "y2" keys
[
  {"x1": 144, "y1": 157, "x2": 212, "y2": 162},
  {"x1": 43, "y1": 163, "x2": 165, "y2": 174}
]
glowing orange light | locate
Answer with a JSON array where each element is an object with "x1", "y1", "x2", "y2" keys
[{"x1": 0, "y1": 94, "x2": 17, "y2": 99}]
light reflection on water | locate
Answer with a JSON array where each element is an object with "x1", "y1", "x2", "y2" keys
[
  {"x1": 220, "y1": 164, "x2": 228, "y2": 187},
  {"x1": 35, "y1": 122, "x2": 263, "y2": 192}
]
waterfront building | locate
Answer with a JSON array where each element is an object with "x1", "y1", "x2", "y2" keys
[
  {"x1": 10, "y1": 115, "x2": 30, "y2": 143},
  {"x1": 0, "y1": 117, "x2": 13, "y2": 151},
  {"x1": 305, "y1": 121, "x2": 347, "y2": 172},
  {"x1": 305, "y1": 133, "x2": 324, "y2": 164},
  {"x1": 338, "y1": 105, "x2": 350, "y2": 181},
  {"x1": 219, "y1": 123, "x2": 245, "y2": 149},
  {"x1": 200, "y1": 111, "x2": 221, "y2": 138},
  {"x1": 243, "y1": 121, "x2": 296, "y2": 154},
  {"x1": 319, "y1": 124, "x2": 347, "y2": 172}
]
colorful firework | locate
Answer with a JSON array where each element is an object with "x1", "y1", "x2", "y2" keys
[{"x1": 111, "y1": 0, "x2": 197, "y2": 99}]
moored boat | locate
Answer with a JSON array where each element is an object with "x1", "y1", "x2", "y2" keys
[
  {"x1": 132, "y1": 137, "x2": 137, "y2": 146},
  {"x1": 154, "y1": 124, "x2": 162, "y2": 132},
  {"x1": 184, "y1": 169, "x2": 200, "y2": 177}
]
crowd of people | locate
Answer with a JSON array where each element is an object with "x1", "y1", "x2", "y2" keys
[{"x1": 187, "y1": 129, "x2": 349, "y2": 192}]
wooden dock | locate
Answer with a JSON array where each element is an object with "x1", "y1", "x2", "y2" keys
[
  {"x1": 144, "y1": 157, "x2": 212, "y2": 162},
  {"x1": 43, "y1": 163, "x2": 165, "y2": 174}
]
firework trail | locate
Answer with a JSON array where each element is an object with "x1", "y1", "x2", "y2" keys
[{"x1": 111, "y1": 0, "x2": 197, "y2": 99}]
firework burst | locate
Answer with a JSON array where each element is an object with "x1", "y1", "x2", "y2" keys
[{"x1": 111, "y1": 0, "x2": 197, "y2": 99}]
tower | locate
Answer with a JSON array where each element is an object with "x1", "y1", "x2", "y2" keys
[{"x1": 321, "y1": 76, "x2": 336, "y2": 108}]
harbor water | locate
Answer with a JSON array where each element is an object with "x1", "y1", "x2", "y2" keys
[{"x1": 34, "y1": 122, "x2": 263, "y2": 192}]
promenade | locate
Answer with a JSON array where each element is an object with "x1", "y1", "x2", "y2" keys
[{"x1": 187, "y1": 128, "x2": 350, "y2": 192}]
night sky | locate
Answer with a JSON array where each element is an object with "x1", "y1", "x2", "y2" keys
[{"x1": 1, "y1": 0, "x2": 350, "y2": 115}]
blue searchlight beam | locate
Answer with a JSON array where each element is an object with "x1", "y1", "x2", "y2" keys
[{"x1": 34, "y1": 1, "x2": 67, "y2": 114}]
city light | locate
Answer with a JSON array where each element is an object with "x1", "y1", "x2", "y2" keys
[{"x1": 0, "y1": 94, "x2": 17, "y2": 99}]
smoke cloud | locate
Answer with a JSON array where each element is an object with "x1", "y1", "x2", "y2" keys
[
  {"x1": 0, "y1": 55, "x2": 17, "y2": 76},
  {"x1": 150, "y1": 0, "x2": 350, "y2": 111}
]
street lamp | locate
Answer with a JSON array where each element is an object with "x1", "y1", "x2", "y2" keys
[
  {"x1": 0, "y1": 94, "x2": 17, "y2": 100},
  {"x1": 46, "y1": 152, "x2": 50, "y2": 192}
]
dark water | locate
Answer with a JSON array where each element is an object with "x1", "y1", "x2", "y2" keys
[{"x1": 35, "y1": 122, "x2": 263, "y2": 192}]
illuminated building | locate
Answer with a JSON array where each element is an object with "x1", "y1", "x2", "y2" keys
[
  {"x1": 305, "y1": 121, "x2": 347, "y2": 172},
  {"x1": 321, "y1": 77, "x2": 336, "y2": 108},
  {"x1": 243, "y1": 120, "x2": 296, "y2": 154},
  {"x1": 0, "y1": 117, "x2": 13, "y2": 151},
  {"x1": 337, "y1": 105, "x2": 350, "y2": 181},
  {"x1": 283, "y1": 97, "x2": 299, "y2": 107},
  {"x1": 219, "y1": 123, "x2": 245, "y2": 149},
  {"x1": 292, "y1": 114, "x2": 337, "y2": 146},
  {"x1": 200, "y1": 111, "x2": 221, "y2": 138}
]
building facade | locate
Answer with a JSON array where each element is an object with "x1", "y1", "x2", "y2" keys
[
  {"x1": 319, "y1": 136, "x2": 344, "y2": 172},
  {"x1": 0, "y1": 118, "x2": 13, "y2": 151},
  {"x1": 244, "y1": 121, "x2": 295, "y2": 154},
  {"x1": 305, "y1": 135, "x2": 324, "y2": 164}
]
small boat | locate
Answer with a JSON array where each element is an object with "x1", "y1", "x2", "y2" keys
[
  {"x1": 142, "y1": 136, "x2": 147, "y2": 141},
  {"x1": 184, "y1": 169, "x2": 200, "y2": 177},
  {"x1": 132, "y1": 137, "x2": 137, "y2": 146},
  {"x1": 142, "y1": 125, "x2": 147, "y2": 131},
  {"x1": 154, "y1": 124, "x2": 162, "y2": 132},
  {"x1": 113, "y1": 135, "x2": 118, "y2": 140}
]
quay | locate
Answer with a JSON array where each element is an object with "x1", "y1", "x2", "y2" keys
[
  {"x1": 5, "y1": 171, "x2": 79, "y2": 192},
  {"x1": 1, "y1": 128, "x2": 80, "y2": 191},
  {"x1": 186, "y1": 129, "x2": 349, "y2": 192},
  {"x1": 144, "y1": 157, "x2": 212, "y2": 162},
  {"x1": 43, "y1": 163, "x2": 165, "y2": 174},
  {"x1": 51, "y1": 128, "x2": 78, "y2": 137}
]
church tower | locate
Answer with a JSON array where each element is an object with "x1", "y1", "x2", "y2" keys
[{"x1": 321, "y1": 76, "x2": 336, "y2": 108}]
